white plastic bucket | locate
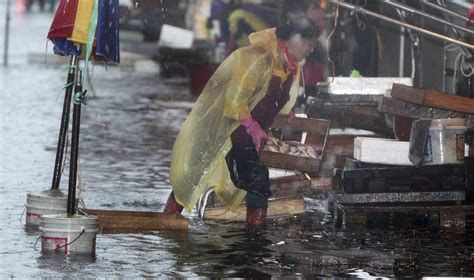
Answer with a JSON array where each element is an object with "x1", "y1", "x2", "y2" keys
[
  {"x1": 25, "y1": 204, "x2": 67, "y2": 227},
  {"x1": 25, "y1": 190, "x2": 68, "y2": 227},
  {"x1": 40, "y1": 214, "x2": 98, "y2": 255},
  {"x1": 424, "y1": 118, "x2": 466, "y2": 165}
]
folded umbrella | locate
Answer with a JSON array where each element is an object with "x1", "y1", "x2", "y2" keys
[
  {"x1": 48, "y1": 0, "x2": 78, "y2": 39},
  {"x1": 95, "y1": 0, "x2": 120, "y2": 64},
  {"x1": 68, "y1": 0, "x2": 95, "y2": 45},
  {"x1": 47, "y1": 0, "x2": 120, "y2": 63}
]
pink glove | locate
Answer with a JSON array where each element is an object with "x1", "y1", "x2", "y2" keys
[
  {"x1": 240, "y1": 118, "x2": 268, "y2": 153},
  {"x1": 287, "y1": 111, "x2": 296, "y2": 124}
]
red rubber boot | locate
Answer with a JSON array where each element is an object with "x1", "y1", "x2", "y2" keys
[
  {"x1": 246, "y1": 208, "x2": 267, "y2": 228},
  {"x1": 163, "y1": 191, "x2": 184, "y2": 214}
]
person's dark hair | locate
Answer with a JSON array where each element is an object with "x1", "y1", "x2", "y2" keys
[{"x1": 276, "y1": 16, "x2": 320, "y2": 40}]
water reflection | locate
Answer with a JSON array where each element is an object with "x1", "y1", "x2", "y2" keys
[{"x1": 36, "y1": 253, "x2": 96, "y2": 277}]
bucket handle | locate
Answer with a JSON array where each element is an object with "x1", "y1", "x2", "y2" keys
[
  {"x1": 35, "y1": 226, "x2": 87, "y2": 252},
  {"x1": 33, "y1": 235, "x2": 41, "y2": 251},
  {"x1": 54, "y1": 227, "x2": 86, "y2": 252},
  {"x1": 20, "y1": 206, "x2": 26, "y2": 225}
]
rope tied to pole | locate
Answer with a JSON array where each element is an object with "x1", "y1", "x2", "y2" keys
[
  {"x1": 74, "y1": 90, "x2": 88, "y2": 105},
  {"x1": 55, "y1": 82, "x2": 75, "y2": 101}
]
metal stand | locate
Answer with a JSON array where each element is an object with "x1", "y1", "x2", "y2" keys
[
  {"x1": 67, "y1": 69, "x2": 83, "y2": 216},
  {"x1": 3, "y1": 0, "x2": 11, "y2": 66},
  {"x1": 51, "y1": 55, "x2": 77, "y2": 190}
]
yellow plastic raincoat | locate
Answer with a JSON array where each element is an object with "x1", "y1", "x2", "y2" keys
[
  {"x1": 169, "y1": 28, "x2": 301, "y2": 212},
  {"x1": 228, "y1": 9, "x2": 269, "y2": 49}
]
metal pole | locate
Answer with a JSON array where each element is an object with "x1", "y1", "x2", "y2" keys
[
  {"x1": 51, "y1": 55, "x2": 77, "y2": 190},
  {"x1": 67, "y1": 69, "x2": 82, "y2": 216},
  {"x1": 3, "y1": 0, "x2": 11, "y2": 66},
  {"x1": 383, "y1": 0, "x2": 474, "y2": 35},
  {"x1": 421, "y1": 1, "x2": 469, "y2": 22},
  {"x1": 331, "y1": 0, "x2": 474, "y2": 50},
  {"x1": 399, "y1": 25, "x2": 405, "y2": 77}
]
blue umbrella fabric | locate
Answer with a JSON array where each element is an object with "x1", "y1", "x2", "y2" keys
[{"x1": 95, "y1": 0, "x2": 120, "y2": 64}]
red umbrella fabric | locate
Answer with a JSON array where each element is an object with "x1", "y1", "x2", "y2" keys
[{"x1": 47, "y1": 0, "x2": 79, "y2": 39}]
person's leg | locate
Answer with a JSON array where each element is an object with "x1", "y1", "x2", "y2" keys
[
  {"x1": 26, "y1": 0, "x2": 33, "y2": 12},
  {"x1": 49, "y1": 0, "x2": 56, "y2": 12},
  {"x1": 39, "y1": 0, "x2": 45, "y2": 11},
  {"x1": 163, "y1": 191, "x2": 184, "y2": 214},
  {"x1": 226, "y1": 146, "x2": 271, "y2": 227},
  {"x1": 244, "y1": 164, "x2": 270, "y2": 228}
]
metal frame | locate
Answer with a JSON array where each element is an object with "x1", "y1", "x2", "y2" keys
[{"x1": 330, "y1": 0, "x2": 474, "y2": 50}]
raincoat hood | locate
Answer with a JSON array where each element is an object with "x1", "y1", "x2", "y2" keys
[{"x1": 248, "y1": 28, "x2": 279, "y2": 59}]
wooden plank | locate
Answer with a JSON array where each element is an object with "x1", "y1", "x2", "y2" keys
[
  {"x1": 424, "y1": 91, "x2": 474, "y2": 114},
  {"x1": 82, "y1": 209, "x2": 179, "y2": 218},
  {"x1": 207, "y1": 175, "x2": 307, "y2": 208},
  {"x1": 260, "y1": 152, "x2": 321, "y2": 174},
  {"x1": 80, "y1": 209, "x2": 188, "y2": 232},
  {"x1": 342, "y1": 164, "x2": 464, "y2": 179},
  {"x1": 391, "y1": 84, "x2": 425, "y2": 104},
  {"x1": 378, "y1": 96, "x2": 470, "y2": 119},
  {"x1": 203, "y1": 199, "x2": 304, "y2": 221},
  {"x1": 391, "y1": 84, "x2": 474, "y2": 114},
  {"x1": 271, "y1": 115, "x2": 330, "y2": 137},
  {"x1": 156, "y1": 100, "x2": 194, "y2": 110}
]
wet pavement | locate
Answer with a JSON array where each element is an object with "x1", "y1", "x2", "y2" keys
[{"x1": 1, "y1": 1, "x2": 474, "y2": 278}]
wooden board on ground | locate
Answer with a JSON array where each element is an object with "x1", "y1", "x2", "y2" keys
[
  {"x1": 80, "y1": 209, "x2": 188, "y2": 233},
  {"x1": 205, "y1": 175, "x2": 307, "y2": 209},
  {"x1": 391, "y1": 84, "x2": 474, "y2": 114},
  {"x1": 203, "y1": 198, "x2": 304, "y2": 221},
  {"x1": 156, "y1": 100, "x2": 194, "y2": 109}
]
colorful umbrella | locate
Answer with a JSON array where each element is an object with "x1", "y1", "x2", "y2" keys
[
  {"x1": 47, "y1": 0, "x2": 120, "y2": 64},
  {"x1": 95, "y1": 0, "x2": 120, "y2": 64},
  {"x1": 46, "y1": 0, "x2": 120, "y2": 216}
]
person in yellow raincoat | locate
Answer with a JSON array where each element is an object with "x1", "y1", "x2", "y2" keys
[
  {"x1": 226, "y1": 7, "x2": 269, "y2": 54},
  {"x1": 165, "y1": 16, "x2": 320, "y2": 227}
]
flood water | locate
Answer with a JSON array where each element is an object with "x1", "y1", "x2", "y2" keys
[{"x1": 1, "y1": 2, "x2": 474, "y2": 278}]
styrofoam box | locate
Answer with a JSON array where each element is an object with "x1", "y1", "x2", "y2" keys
[
  {"x1": 353, "y1": 137, "x2": 411, "y2": 165},
  {"x1": 158, "y1": 24, "x2": 194, "y2": 49}
]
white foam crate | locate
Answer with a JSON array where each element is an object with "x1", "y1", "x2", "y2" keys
[{"x1": 353, "y1": 137, "x2": 411, "y2": 165}]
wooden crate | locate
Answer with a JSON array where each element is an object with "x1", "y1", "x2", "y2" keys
[{"x1": 259, "y1": 116, "x2": 330, "y2": 174}]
